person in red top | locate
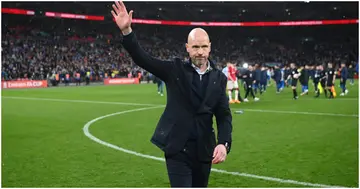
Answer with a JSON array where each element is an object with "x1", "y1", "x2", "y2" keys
[
  {"x1": 65, "y1": 73, "x2": 70, "y2": 86},
  {"x1": 227, "y1": 63, "x2": 240, "y2": 103},
  {"x1": 75, "y1": 72, "x2": 81, "y2": 86}
]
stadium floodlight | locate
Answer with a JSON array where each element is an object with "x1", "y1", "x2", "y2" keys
[{"x1": 243, "y1": 63, "x2": 249, "y2": 69}]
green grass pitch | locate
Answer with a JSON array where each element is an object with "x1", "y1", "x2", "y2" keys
[{"x1": 1, "y1": 80, "x2": 358, "y2": 187}]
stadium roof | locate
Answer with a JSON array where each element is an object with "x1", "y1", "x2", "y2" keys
[{"x1": 2, "y1": 1, "x2": 358, "y2": 22}]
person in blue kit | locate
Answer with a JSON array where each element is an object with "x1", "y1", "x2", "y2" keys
[
  {"x1": 154, "y1": 76, "x2": 165, "y2": 96},
  {"x1": 299, "y1": 64, "x2": 309, "y2": 96},
  {"x1": 279, "y1": 66, "x2": 285, "y2": 90},
  {"x1": 308, "y1": 64, "x2": 315, "y2": 90},
  {"x1": 253, "y1": 64, "x2": 261, "y2": 95},
  {"x1": 340, "y1": 62, "x2": 349, "y2": 96}
]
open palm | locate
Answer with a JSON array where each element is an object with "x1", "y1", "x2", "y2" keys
[{"x1": 111, "y1": 1, "x2": 133, "y2": 31}]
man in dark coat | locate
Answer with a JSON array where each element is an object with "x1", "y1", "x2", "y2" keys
[{"x1": 111, "y1": 1, "x2": 233, "y2": 187}]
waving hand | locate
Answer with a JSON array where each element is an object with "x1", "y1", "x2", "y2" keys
[{"x1": 111, "y1": 1, "x2": 133, "y2": 35}]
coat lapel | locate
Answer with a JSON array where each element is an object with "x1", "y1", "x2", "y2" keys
[
  {"x1": 184, "y1": 60, "x2": 203, "y2": 99},
  {"x1": 183, "y1": 63, "x2": 194, "y2": 94},
  {"x1": 175, "y1": 59, "x2": 196, "y2": 109}
]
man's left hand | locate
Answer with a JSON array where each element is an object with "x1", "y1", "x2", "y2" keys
[{"x1": 212, "y1": 144, "x2": 227, "y2": 164}]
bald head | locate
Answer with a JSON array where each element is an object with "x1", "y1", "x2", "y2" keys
[
  {"x1": 187, "y1": 28, "x2": 210, "y2": 43},
  {"x1": 186, "y1": 28, "x2": 211, "y2": 68}
]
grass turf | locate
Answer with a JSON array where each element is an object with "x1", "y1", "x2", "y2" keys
[{"x1": 1, "y1": 80, "x2": 358, "y2": 187}]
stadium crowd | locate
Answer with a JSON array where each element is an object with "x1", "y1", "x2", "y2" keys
[{"x1": 1, "y1": 24, "x2": 358, "y2": 86}]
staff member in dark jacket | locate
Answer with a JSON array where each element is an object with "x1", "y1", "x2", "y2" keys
[
  {"x1": 242, "y1": 65, "x2": 260, "y2": 102},
  {"x1": 111, "y1": 1, "x2": 232, "y2": 187},
  {"x1": 313, "y1": 65, "x2": 321, "y2": 95},
  {"x1": 260, "y1": 66, "x2": 268, "y2": 94},
  {"x1": 273, "y1": 65, "x2": 281, "y2": 93}
]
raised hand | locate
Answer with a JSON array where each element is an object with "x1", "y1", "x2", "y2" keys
[{"x1": 111, "y1": 1, "x2": 133, "y2": 35}]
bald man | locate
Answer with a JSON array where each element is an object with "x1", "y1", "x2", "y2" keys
[{"x1": 111, "y1": 1, "x2": 232, "y2": 187}]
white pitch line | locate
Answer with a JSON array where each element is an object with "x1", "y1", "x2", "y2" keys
[
  {"x1": 83, "y1": 106, "x2": 166, "y2": 162},
  {"x1": 240, "y1": 109, "x2": 358, "y2": 117},
  {"x1": 2, "y1": 96, "x2": 161, "y2": 107},
  {"x1": 83, "y1": 108, "x2": 348, "y2": 188},
  {"x1": 283, "y1": 98, "x2": 358, "y2": 101},
  {"x1": 2, "y1": 96, "x2": 358, "y2": 118}
]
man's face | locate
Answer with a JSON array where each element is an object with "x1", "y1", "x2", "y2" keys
[
  {"x1": 186, "y1": 32, "x2": 211, "y2": 67},
  {"x1": 290, "y1": 63, "x2": 295, "y2": 69},
  {"x1": 341, "y1": 63, "x2": 345, "y2": 68},
  {"x1": 328, "y1": 63, "x2": 333, "y2": 68}
]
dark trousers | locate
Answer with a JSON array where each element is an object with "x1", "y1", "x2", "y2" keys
[
  {"x1": 260, "y1": 81, "x2": 267, "y2": 93},
  {"x1": 86, "y1": 77, "x2": 90, "y2": 85},
  {"x1": 165, "y1": 140, "x2": 212, "y2": 187},
  {"x1": 340, "y1": 78, "x2": 347, "y2": 93},
  {"x1": 253, "y1": 80, "x2": 260, "y2": 94},
  {"x1": 244, "y1": 83, "x2": 255, "y2": 99},
  {"x1": 314, "y1": 81, "x2": 319, "y2": 92},
  {"x1": 157, "y1": 81, "x2": 164, "y2": 93},
  {"x1": 275, "y1": 80, "x2": 281, "y2": 92},
  {"x1": 237, "y1": 90, "x2": 244, "y2": 102},
  {"x1": 316, "y1": 81, "x2": 327, "y2": 97}
]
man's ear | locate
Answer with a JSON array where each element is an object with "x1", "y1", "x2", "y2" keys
[
  {"x1": 209, "y1": 42, "x2": 211, "y2": 52},
  {"x1": 185, "y1": 43, "x2": 190, "y2": 53}
]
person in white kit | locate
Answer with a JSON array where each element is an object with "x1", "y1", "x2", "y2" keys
[{"x1": 222, "y1": 63, "x2": 229, "y2": 77}]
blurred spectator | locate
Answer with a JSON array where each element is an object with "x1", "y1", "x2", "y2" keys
[{"x1": 1, "y1": 23, "x2": 357, "y2": 83}]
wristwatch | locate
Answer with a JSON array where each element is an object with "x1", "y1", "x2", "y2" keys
[{"x1": 220, "y1": 142, "x2": 231, "y2": 154}]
